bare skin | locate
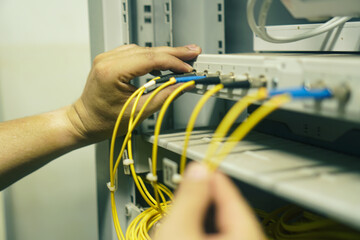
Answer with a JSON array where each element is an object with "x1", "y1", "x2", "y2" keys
[
  {"x1": 0, "y1": 44, "x2": 266, "y2": 239},
  {"x1": 0, "y1": 44, "x2": 201, "y2": 190},
  {"x1": 155, "y1": 162, "x2": 267, "y2": 240}
]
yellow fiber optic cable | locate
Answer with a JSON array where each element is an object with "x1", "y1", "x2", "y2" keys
[
  {"x1": 109, "y1": 77, "x2": 160, "y2": 240},
  {"x1": 262, "y1": 205, "x2": 292, "y2": 226},
  {"x1": 109, "y1": 87, "x2": 145, "y2": 240},
  {"x1": 157, "y1": 186, "x2": 168, "y2": 209},
  {"x1": 280, "y1": 207, "x2": 336, "y2": 232},
  {"x1": 151, "y1": 80, "x2": 195, "y2": 175},
  {"x1": 112, "y1": 79, "x2": 176, "y2": 176},
  {"x1": 111, "y1": 78, "x2": 177, "y2": 240},
  {"x1": 130, "y1": 165, "x2": 156, "y2": 208},
  {"x1": 179, "y1": 83, "x2": 224, "y2": 175},
  {"x1": 136, "y1": 174, "x2": 157, "y2": 205},
  {"x1": 139, "y1": 177, "x2": 174, "y2": 200},
  {"x1": 113, "y1": 88, "x2": 145, "y2": 175},
  {"x1": 123, "y1": 80, "x2": 176, "y2": 208},
  {"x1": 151, "y1": 80, "x2": 195, "y2": 211},
  {"x1": 111, "y1": 79, "x2": 175, "y2": 207},
  {"x1": 127, "y1": 89, "x2": 159, "y2": 207},
  {"x1": 157, "y1": 182, "x2": 174, "y2": 200},
  {"x1": 111, "y1": 87, "x2": 147, "y2": 240},
  {"x1": 111, "y1": 78, "x2": 179, "y2": 240},
  {"x1": 207, "y1": 94, "x2": 291, "y2": 171},
  {"x1": 110, "y1": 87, "x2": 145, "y2": 187},
  {"x1": 274, "y1": 223, "x2": 360, "y2": 240},
  {"x1": 260, "y1": 205, "x2": 360, "y2": 240},
  {"x1": 111, "y1": 192, "x2": 126, "y2": 240},
  {"x1": 126, "y1": 203, "x2": 170, "y2": 240},
  {"x1": 203, "y1": 88, "x2": 268, "y2": 164}
]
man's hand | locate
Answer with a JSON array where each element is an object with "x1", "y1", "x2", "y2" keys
[
  {"x1": 155, "y1": 162, "x2": 266, "y2": 240},
  {"x1": 67, "y1": 44, "x2": 201, "y2": 143}
]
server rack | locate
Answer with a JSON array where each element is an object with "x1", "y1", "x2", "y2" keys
[{"x1": 88, "y1": 1, "x2": 360, "y2": 239}]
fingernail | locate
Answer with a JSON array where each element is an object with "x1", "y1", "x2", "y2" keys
[
  {"x1": 184, "y1": 62, "x2": 193, "y2": 72},
  {"x1": 185, "y1": 44, "x2": 200, "y2": 52},
  {"x1": 185, "y1": 163, "x2": 209, "y2": 180}
]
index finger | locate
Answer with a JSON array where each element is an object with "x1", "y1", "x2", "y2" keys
[
  {"x1": 210, "y1": 172, "x2": 266, "y2": 239},
  {"x1": 108, "y1": 45, "x2": 202, "y2": 82}
]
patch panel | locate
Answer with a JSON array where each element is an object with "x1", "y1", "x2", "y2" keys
[{"x1": 191, "y1": 53, "x2": 360, "y2": 123}]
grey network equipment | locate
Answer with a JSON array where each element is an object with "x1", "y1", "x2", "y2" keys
[{"x1": 88, "y1": 1, "x2": 360, "y2": 239}]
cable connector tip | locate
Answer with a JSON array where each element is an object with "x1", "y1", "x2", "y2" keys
[
  {"x1": 172, "y1": 174, "x2": 182, "y2": 185},
  {"x1": 146, "y1": 173, "x2": 158, "y2": 182},
  {"x1": 143, "y1": 80, "x2": 156, "y2": 89}
]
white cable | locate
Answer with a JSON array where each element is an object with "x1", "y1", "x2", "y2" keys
[{"x1": 247, "y1": 0, "x2": 352, "y2": 44}]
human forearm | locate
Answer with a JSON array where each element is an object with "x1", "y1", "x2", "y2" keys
[
  {"x1": 0, "y1": 44, "x2": 201, "y2": 190},
  {"x1": 0, "y1": 106, "x2": 86, "y2": 190}
]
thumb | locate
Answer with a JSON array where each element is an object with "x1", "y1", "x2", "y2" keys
[{"x1": 159, "y1": 162, "x2": 212, "y2": 237}]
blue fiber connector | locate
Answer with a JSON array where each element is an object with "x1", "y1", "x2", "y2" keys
[
  {"x1": 175, "y1": 76, "x2": 207, "y2": 83},
  {"x1": 269, "y1": 87, "x2": 333, "y2": 99}
]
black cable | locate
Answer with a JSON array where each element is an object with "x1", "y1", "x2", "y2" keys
[
  {"x1": 223, "y1": 81, "x2": 251, "y2": 89},
  {"x1": 194, "y1": 76, "x2": 221, "y2": 85}
]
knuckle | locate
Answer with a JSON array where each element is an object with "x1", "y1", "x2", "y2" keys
[
  {"x1": 93, "y1": 61, "x2": 111, "y2": 80},
  {"x1": 93, "y1": 53, "x2": 105, "y2": 66}
]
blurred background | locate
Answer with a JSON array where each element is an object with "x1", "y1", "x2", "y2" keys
[{"x1": 0, "y1": 1, "x2": 98, "y2": 239}]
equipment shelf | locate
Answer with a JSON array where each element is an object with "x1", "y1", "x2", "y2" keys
[{"x1": 146, "y1": 129, "x2": 360, "y2": 230}]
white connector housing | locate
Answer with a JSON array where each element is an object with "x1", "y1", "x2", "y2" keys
[
  {"x1": 163, "y1": 158, "x2": 179, "y2": 189},
  {"x1": 281, "y1": 0, "x2": 360, "y2": 19}
]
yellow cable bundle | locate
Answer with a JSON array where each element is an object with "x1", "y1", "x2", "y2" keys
[
  {"x1": 111, "y1": 79, "x2": 176, "y2": 209},
  {"x1": 112, "y1": 79, "x2": 175, "y2": 176},
  {"x1": 109, "y1": 77, "x2": 183, "y2": 240},
  {"x1": 109, "y1": 75, "x2": 354, "y2": 240},
  {"x1": 151, "y1": 80, "x2": 195, "y2": 211},
  {"x1": 109, "y1": 86, "x2": 146, "y2": 240},
  {"x1": 206, "y1": 94, "x2": 291, "y2": 171},
  {"x1": 180, "y1": 84, "x2": 224, "y2": 175},
  {"x1": 202, "y1": 88, "x2": 268, "y2": 168},
  {"x1": 264, "y1": 205, "x2": 360, "y2": 240}
]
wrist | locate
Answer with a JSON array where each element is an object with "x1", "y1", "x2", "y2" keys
[
  {"x1": 64, "y1": 101, "x2": 94, "y2": 146},
  {"x1": 65, "y1": 99, "x2": 115, "y2": 144}
]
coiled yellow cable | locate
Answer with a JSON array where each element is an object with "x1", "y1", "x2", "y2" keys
[
  {"x1": 258, "y1": 205, "x2": 360, "y2": 240},
  {"x1": 111, "y1": 78, "x2": 176, "y2": 240}
]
